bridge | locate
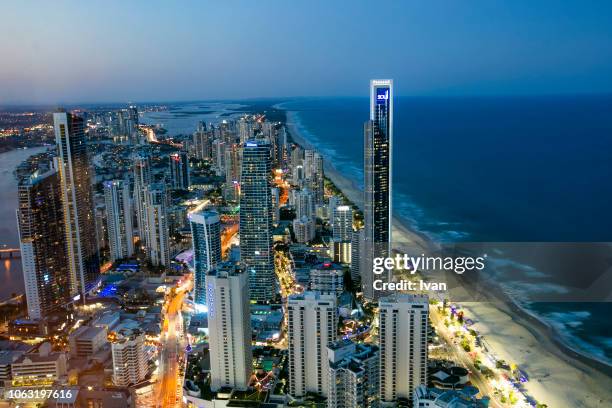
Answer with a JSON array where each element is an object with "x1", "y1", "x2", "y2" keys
[{"x1": 0, "y1": 248, "x2": 20, "y2": 259}]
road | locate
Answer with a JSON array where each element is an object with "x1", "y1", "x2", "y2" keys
[
  {"x1": 430, "y1": 308, "x2": 505, "y2": 408},
  {"x1": 221, "y1": 222, "x2": 239, "y2": 256},
  {"x1": 157, "y1": 278, "x2": 191, "y2": 408}
]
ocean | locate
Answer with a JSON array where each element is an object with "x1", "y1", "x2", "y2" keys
[{"x1": 278, "y1": 95, "x2": 612, "y2": 365}]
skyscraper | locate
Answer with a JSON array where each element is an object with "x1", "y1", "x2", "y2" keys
[
  {"x1": 288, "y1": 291, "x2": 337, "y2": 399},
  {"x1": 206, "y1": 262, "x2": 253, "y2": 391},
  {"x1": 189, "y1": 209, "x2": 222, "y2": 305},
  {"x1": 144, "y1": 183, "x2": 170, "y2": 266},
  {"x1": 169, "y1": 151, "x2": 190, "y2": 190},
  {"x1": 132, "y1": 154, "x2": 152, "y2": 246},
  {"x1": 239, "y1": 141, "x2": 276, "y2": 302},
  {"x1": 104, "y1": 179, "x2": 134, "y2": 262},
  {"x1": 17, "y1": 168, "x2": 70, "y2": 319},
  {"x1": 54, "y1": 110, "x2": 100, "y2": 300},
  {"x1": 362, "y1": 79, "x2": 393, "y2": 300},
  {"x1": 379, "y1": 294, "x2": 428, "y2": 405}
]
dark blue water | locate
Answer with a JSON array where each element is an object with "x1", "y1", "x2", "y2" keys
[
  {"x1": 281, "y1": 96, "x2": 612, "y2": 243},
  {"x1": 279, "y1": 95, "x2": 612, "y2": 364}
]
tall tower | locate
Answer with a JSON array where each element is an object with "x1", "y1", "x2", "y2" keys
[
  {"x1": 206, "y1": 262, "x2": 253, "y2": 391},
  {"x1": 189, "y1": 209, "x2": 222, "y2": 305},
  {"x1": 169, "y1": 151, "x2": 190, "y2": 190},
  {"x1": 54, "y1": 110, "x2": 100, "y2": 300},
  {"x1": 132, "y1": 154, "x2": 152, "y2": 246},
  {"x1": 332, "y1": 205, "x2": 353, "y2": 241},
  {"x1": 144, "y1": 183, "x2": 170, "y2": 266},
  {"x1": 240, "y1": 141, "x2": 276, "y2": 302},
  {"x1": 379, "y1": 294, "x2": 428, "y2": 405},
  {"x1": 288, "y1": 291, "x2": 337, "y2": 399},
  {"x1": 17, "y1": 168, "x2": 71, "y2": 319},
  {"x1": 362, "y1": 79, "x2": 393, "y2": 300},
  {"x1": 104, "y1": 179, "x2": 134, "y2": 262}
]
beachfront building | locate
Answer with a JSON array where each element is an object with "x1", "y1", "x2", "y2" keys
[
  {"x1": 54, "y1": 110, "x2": 101, "y2": 300},
  {"x1": 206, "y1": 262, "x2": 253, "y2": 392},
  {"x1": 189, "y1": 209, "x2": 222, "y2": 306},
  {"x1": 240, "y1": 141, "x2": 276, "y2": 301},
  {"x1": 379, "y1": 294, "x2": 429, "y2": 406},
  {"x1": 17, "y1": 167, "x2": 71, "y2": 319},
  {"x1": 362, "y1": 80, "x2": 393, "y2": 300},
  {"x1": 288, "y1": 292, "x2": 337, "y2": 399},
  {"x1": 327, "y1": 339, "x2": 380, "y2": 408},
  {"x1": 412, "y1": 385, "x2": 487, "y2": 408},
  {"x1": 103, "y1": 179, "x2": 134, "y2": 262}
]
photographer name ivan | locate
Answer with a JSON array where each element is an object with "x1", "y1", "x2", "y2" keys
[{"x1": 373, "y1": 279, "x2": 447, "y2": 292}]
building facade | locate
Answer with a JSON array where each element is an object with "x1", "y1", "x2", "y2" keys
[
  {"x1": 189, "y1": 209, "x2": 222, "y2": 305},
  {"x1": 206, "y1": 262, "x2": 253, "y2": 391},
  {"x1": 379, "y1": 294, "x2": 428, "y2": 406},
  {"x1": 144, "y1": 183, "x2": 170, "y2": 266},
  {"x1": 288, "y1": 292, "x2": 337, "y2": 399},
  {"x1": 239, "y1": 141, "x2": 276, "y2": 301},
  {"x1": 54, "y1": 110, "x2": 100, "y2": 300},
  {"x1": 17, "y1": 168, "x2": 70, "y2": 319},
  {"x1": 362, "y1": 80, "x2": 393, "y2": 300},
  {"x1": 104, "y1": 179, "x2": 134, "y2": 262}
]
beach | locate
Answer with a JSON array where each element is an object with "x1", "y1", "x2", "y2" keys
[{"x1": 284, "y1": 108, "x2": 612, "y2": 407}]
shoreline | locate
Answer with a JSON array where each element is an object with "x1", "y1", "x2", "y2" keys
[{"x1": 281, "y1": 105, "x2": 612, "y2": 407}]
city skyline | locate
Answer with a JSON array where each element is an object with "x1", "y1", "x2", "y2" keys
[{"x1": 2, "y1": 1, "x2": 612, "y2": 104}]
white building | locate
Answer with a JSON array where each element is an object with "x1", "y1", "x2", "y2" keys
[
  {"x1": 413, "y1": 385, "x2": 487, "y2": 408},
  {"x1": 379, "y1": 294, "x2": 429, "y2": 406},
  {"x1": 144, "y1": 183, "x2": 170, "y2": 266},
  {"x1": 295, "y1": 188, "x2": 315, "y2": 219},
  {"x1": 288, "y1": 291, "x2": 337, "y2": 399},
  {"x1": 69, "y1": 325, "x2": 108, "y2": 358},
  {"x1": 309, "y1": 262, "x2": 345, "y2": 295},
  {"x1": 327, "y1": 339, "x2": 380, "y2": 408},
  {"x1": 11, "y1": 343, "x2": 67, "y2": 386},
  {"x1": 332, "y1": 205, "x2": 353, "y2": 242},
  {"x1": 111, "y1": 328, "x2": 148, "y2": 387},
  {"x1": 104, "y1": 179, "x2": 134, "y2": 261},
  {"x1": 293, "y1": 216, "x2": 316, "y2": 243},
  {"x1": 206, "y1": 262, "x2": 253, "y2": 392}
]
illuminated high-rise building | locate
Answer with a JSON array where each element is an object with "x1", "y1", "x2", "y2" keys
[
  {"x1": 362, "y1": 79, "x2": 393, "y2": 300},
  {"x1": 379, "y1": 294, "x2": 428, "y2": 405},
  {"x1": 132, "y1": 154, "x2": 152, "y2": 245},
  {"x1": 206, "y1": 262, "x2": 253, "y2": 391},
  {"x1": 189, "y1": 209, "x2": 222, "y2": 305},
  {"x1": 169, "y1": 150, "x2": 190, "y2": 190},
  {"x1": 332, "y1": 205, "x2": 353, "y2": 241},
  {"x1": 239, "y1": 141, "x2": 276, "y2": 301},
  {"x1": 54, "y1": 110, "x2": 100, "y2": 300},
  {"x1": 104, "y1": 179, "x2": 134, "y2": 262},
  {"x1": 17, "y1": 168, "x2": 71, "y2": 319},
  {"x1": 288, "y1": 292, "x2": 337, "y2": 399},
  {"x1": 144, "y1": 183, "x2": 170, "y2": 266}
]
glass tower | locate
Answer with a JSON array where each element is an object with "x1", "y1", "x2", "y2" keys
[
  {"x1": 362, "y1": 79, "x2": 393, "y2": 300},
  {"x1": 239, "y1": 141, "x2": 276, "y2": 301},
  {"x1": 189, "y1": 209, "x2": 222, "y2": 305},
  {"x1": 54, "y1": 110, "x2": 100, "y2": 300}
]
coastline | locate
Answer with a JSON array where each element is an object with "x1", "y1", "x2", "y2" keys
[{"x1": 281, "y1": 106, "x2": 612, "y2": 407}]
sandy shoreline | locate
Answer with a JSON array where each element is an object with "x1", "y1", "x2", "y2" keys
[{"x1": 282, "y1": 107, "x2": 612, "y2": 407}]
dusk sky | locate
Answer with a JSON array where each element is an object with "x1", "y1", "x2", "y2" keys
[{"x1": 1, "y1": 0, "x2": 612, "y2": 104}]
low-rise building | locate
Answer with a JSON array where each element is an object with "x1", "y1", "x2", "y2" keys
[
  {"x1": 11, "y1": 343, "x2": 67, "y2": 386},
  {"x1": 309, "y1": 262, "x2": 345, "y2": 295},
  {"x1": 69, "y1": 326, "x2": 108, "y2": 358}
]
